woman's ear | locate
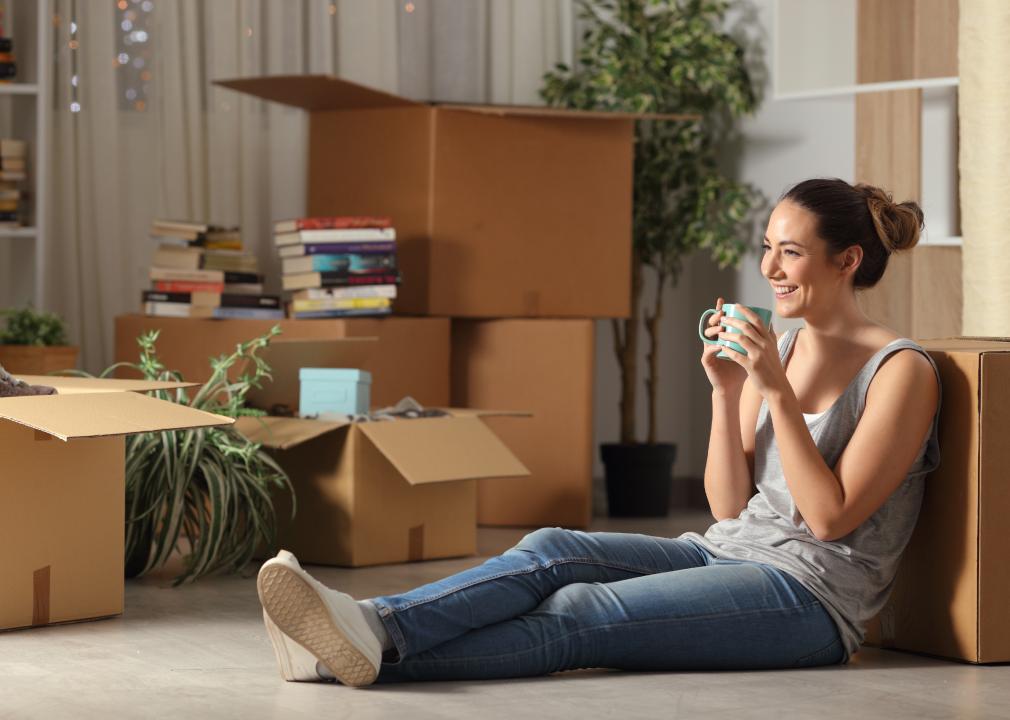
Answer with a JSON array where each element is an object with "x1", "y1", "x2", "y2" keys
[{"x1": 838, "y1": 245, "x2": 863, "y2": 278}]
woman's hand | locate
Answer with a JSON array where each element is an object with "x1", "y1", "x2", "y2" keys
[
  {"x1": 700, "y1": 297, "x2": 747, "y2": 397},
  {"x1": 717, "y1": 307, "x2": 789, "y2": 399}
]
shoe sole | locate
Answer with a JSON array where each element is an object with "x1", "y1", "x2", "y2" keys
[{"x1": 257, "y1": 564, "x2": 378, "y2": 687}]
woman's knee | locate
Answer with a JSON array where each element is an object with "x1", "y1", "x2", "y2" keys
[{"x1": 513, "y1": 526, "x2": 576, "y2": 557}]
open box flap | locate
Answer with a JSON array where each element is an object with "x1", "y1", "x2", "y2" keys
[
  {"x1": 215, "y1": 74, "x2": 699, "y2": 122},
  {"x1": 245, "y1": 337, "x2": 379, "y2": 413},
  {"x1": 215, "y1": 75, "x2": 418, "y2": 111},
  {"x1": 233, "y1": 415, "x2": 347, "y2": 450},
  {"x1": 13, "y1": 375, "x2": 199, "y2": 395},
  {"x1": 920, "y1": 338, "x2": 1010, "y2": 353},
  {"x1": 0, "y1": 391, "x2": 233, "y2": 441},
  {"x1": 357, "y1": 415, "x2": 530, "y2": 486},
  {"x1": 441, "y1": 408, "x2": 533, "y2": 419},
  {"x1": 437, "y1": 103, "x2": 699, "y2": 122}
]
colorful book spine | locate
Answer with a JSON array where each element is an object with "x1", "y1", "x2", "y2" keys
[
  {"x1": 212, "y1": 307, "x2": 285, "y2": 320},
  {"x1": 292, "y1": 284, "x2": 398, "y2": 301},
  {"x1": 282, "y1": 270, "x2": 401, "y2": 291},
  {"x1": 282, "y1": 253, "x2": 396, "y2": 274},
  {"x1": 274, "y1": 216, "x2": 392, "y2": 233},
  {"x1": 274, "y1": 227, "x2": 396, "y2": 246},
  {"x1": 277, "y1": 241, "x2": 397, "y2": 258},
  {"x1": 291, "y1": 297, "x2": 391, "y2": 312},
  {"x1": 291, "y1": 307, "x2": 393, "y2": 319},
  {"x1": 154, "y1": 280, "x2": 226, "y2": 293}
]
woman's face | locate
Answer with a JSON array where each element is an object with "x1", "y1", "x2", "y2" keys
[{"x1": 760, "y1": 200, "x2": 849, "y2": 319}]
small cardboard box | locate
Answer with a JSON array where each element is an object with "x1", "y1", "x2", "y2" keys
[
  {"x1": 214, "y1": 75, "x2": 692, "y2": 318},
  {"x1": 451, "y1": 319, "x2": 594, "y2": 528},
  {"x1": 115, "y1": 314, "x2": 450, "y2": 409},
  {"x1": 863, "y1": 338, "x2": 1010, "y2": 663},
  {"x1": 234, "y1": 339, "x2": 531, "y2": 566},
  {"x1": 0, "y1": 376, "x2": 233, "y2": 632}
]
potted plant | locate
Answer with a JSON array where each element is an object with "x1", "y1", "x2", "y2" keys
[
  {"x1": 541, "y1": 0, "x2": 763, "y2": 516},
  {"x1": 79, "y1": 326, "x2": 294, "y2": 584},
  {"x1": 0, "y1": 305, "x2": 79, "y2": 374}
]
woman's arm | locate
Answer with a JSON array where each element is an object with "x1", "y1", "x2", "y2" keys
[
  {"x1": 704, "y1": 380, "x2": 760, "y2": 521},
  {"x1": 768, "y1": 350, "x2": 937, "y2": 541}
]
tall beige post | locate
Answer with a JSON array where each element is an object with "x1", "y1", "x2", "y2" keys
[{"x1": 960, "y1": 1, "x2": 1010, "y2": 335}]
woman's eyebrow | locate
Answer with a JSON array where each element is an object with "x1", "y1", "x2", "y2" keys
[{"x1": 763, "y1": 236, "x2": 804, "y2": 248}]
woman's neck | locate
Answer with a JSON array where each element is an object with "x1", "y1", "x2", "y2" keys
[{"x1": 799, "y1": 293, "x2": 876, "y2": 353}]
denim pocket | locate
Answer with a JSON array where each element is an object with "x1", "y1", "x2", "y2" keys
[{"x1": 793, "y1": 638, "x2": 844, "y2": 668}]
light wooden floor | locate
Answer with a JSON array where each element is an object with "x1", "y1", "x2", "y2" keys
[{"x1": 3, "y1": 512, "x2": 1009, "y2": 719}]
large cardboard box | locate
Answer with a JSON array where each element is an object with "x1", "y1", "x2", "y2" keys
[
  {"x1": 451, "y1": 319, "x2": 594, "y2": 528},
  {"x1": 215, "y1": 75, "x2": 690, "y2": 318},
  {"x1": 235, "y1": 339, "x2": 531, "y2": 566},
  {"x1": 115, "y1": 314, "x2": 450, "y2": 409},
  {"x1": 864, "y1": 338, "x2": 1010, "y2": 663},
  {"x1": 0, "y1": 376, "x2": 231, "y2": 631}
]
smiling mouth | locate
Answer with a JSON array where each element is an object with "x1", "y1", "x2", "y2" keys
[{"x1": 773, "y1": 285, "x2": 798, "y2": 298}]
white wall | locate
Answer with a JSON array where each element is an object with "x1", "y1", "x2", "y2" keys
[{"x1": 591, "y1": 0, "x2": 856, "y2": 493}]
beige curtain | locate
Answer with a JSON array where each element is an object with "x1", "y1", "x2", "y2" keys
[
  {"x1": 959, "y1": 1, "x2": 1010, "y2": 336},
  {"x1": 42, "y1": 0, "x2": 574, "y2": 372}
]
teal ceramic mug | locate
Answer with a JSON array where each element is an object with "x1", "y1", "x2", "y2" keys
[{"x1": 698, "y1": 303, "x2": 773, "y2": 359}]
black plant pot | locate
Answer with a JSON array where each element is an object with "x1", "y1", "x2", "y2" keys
[{"x1": 601, "y1": 442, "x2": 677, "y2": 517}]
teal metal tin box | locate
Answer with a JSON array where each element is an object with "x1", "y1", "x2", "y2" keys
[{"x1": 299, "y1": 367, "x2": 371, "y2": 416}]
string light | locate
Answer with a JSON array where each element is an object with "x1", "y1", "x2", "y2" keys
[
  {"x1": 114, "y1": 0, "x2": 153, "y2": 112},
  {"x1": 404, "y1": 2, "x2": 415, "y2": 12},
  {"x1": 328, "y1": 4, "x2": 336, "y2": 15}
]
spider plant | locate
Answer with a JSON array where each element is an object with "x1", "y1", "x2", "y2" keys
[{"x1": 79, "y1": 326, "x2": 294, "y2": 585}]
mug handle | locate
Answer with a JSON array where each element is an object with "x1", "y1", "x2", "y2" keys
[{"x1": 698, "y1": 309, "x2": 720, "y2": 345}]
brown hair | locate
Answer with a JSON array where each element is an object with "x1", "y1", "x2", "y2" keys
[{"x1": 780, "y1": 178, "x2": 924, "y2": 289}]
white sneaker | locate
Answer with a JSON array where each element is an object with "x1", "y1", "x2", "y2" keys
[{"x1": 257, "y1": 550, "x2": 381, "y2": 687}]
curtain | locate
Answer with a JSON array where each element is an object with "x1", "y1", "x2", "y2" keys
[{"x1": 42, "y1": 0, "x2": 575, "y2": 372}]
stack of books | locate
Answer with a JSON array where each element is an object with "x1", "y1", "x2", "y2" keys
[
  {"x1": 144, "y1": 219, "x2": 284, "y2": 319},
  {"x1": 275, "y1": 216, "x2": 399, "y2": 319},
  {"x1": 0, "y1": 37, "x2": 15, "y2": 83},
  {"x1": 0, "y1": 139, "x2": 25, "y2": 227}
]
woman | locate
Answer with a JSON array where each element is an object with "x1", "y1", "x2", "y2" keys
[{"x1": 256, "y1": 177, "x2": 941, "y2": 687}]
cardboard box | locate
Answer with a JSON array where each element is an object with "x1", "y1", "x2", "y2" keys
[
  {"x1": 114, "y1": 314, "x2": 450, "y2": 409},
  {"x1": 863, "y1": 338, "x2": 1010, "y2": 663},
  {"x1": 234, "y1": 339, "x2": 531, "y2": 566},
  {"x1": 0, "y1": 376, "x2": 232, "y2": 631},
  {"x1": 451, "y1": 319, "x2": 594, "y2": 528},
  {"x1": 215, "y1": 75, "x2": 691, "y2": 318}
]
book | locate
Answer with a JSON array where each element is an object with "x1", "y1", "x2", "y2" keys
[
  {"x1": 291, "y1": 297, "x2": 391, "y2": 313},
  {"x1": 274, "y1": 227, "x2": 396, "y2": 247},
  {"x1": 222, "y1": 282, "x2": 265, "y2": 295},
  {"x1": 273, "y1": 216, "x2": 391, "y2": 234},
  {"x1": 0, "y1": 139, "x2": 26, "y2": 157},
  {"x1": 281, "y1": 252, "x2": 397, "y2": 275},
  {"x1": 151, "y1": 219, "x2": 209, "y2": 235},
  {"x1": 142, "y1": 290, "x2": 222, "y2": 307},
  {"x1": 0, "y1": 39, "x2": 13, "y2": 53},
  {"x1": 202, "y1": 250, "x2": 259, "y2": 273},
  {"x1": 291, "y1": 284, "x2": 398, "y2": 301},
  {"x1": 291, "y1": 307, "x2": 393, "y2": 319},
  {"x1": 277, "y1": 241, "x2": 397, "y2": 258},
  {"x1": 223, "y1": 271, "x2": 263, "y2": 284},
  {"x1": 153, "y1": 280, "x2": 226, "y2": 294},
  {"x1": 144, "y1": 301, "x2": 215, "y2": 318},
  {"x1": 219, "y1": 294, "x2": 281, "y2": 309},
  {"x1": 282, "y1": 270, "x2": 401, "y2": 292},
  {"x1": 149, "y1": 267, "x2": 225, "y2": 283},
  {"x1": 153, "y1": 245, "x2": 203, "y2": 270},
  {"x1": 0, "y1": 63, "x2": 16, "y2": 80},
  {"x1": 212, "y1": 306, "x2": 285, "y2": 320},
  {"x1": 0, "y1": 170, "x2": 25, "y2": 181}
]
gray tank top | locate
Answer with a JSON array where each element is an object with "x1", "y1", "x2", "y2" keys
[{"x1": 681, "y1": 328, "x2": 941, "y2": 661}]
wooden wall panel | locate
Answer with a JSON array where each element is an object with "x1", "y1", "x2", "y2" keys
[
  {"x1": 857, "y1": 0, "x2": 917, "y2": 83},
  {"x1": 912, "y1": 246, "x2": 962, "y2": 340},
  {"x1": 855, "y1": 90, "x2": 922, "y2": 337},
  {"x1": 914, "y1": 0, "x2": 959, "y2": 79}
]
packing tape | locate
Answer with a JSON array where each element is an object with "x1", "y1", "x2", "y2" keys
[
  {"x1": 32, "y1": 566, "x2": 50, "y2": 626},
  {"x1": 408, "y1": 525, "x2": 424, "y2": 562}
]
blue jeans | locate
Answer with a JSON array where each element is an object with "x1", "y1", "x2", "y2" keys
[{"x1": 369, "y1": 527, "x2": 845, "y2": 682}]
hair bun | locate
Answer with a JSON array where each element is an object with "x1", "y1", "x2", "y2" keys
[{"x1": 855, "y1": 183, "x2": 924, "y2": 253}]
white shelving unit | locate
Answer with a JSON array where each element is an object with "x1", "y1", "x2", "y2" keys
[{"x1": 0, "y1": 0, "x2": 50, "y2": 308}]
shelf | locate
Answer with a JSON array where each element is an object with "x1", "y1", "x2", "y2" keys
[
  {"x1": 0, "y1": 84, "x2": 40, "y2": 96},
  {"x1": 0, "y1": 227, "x2": 37, "y2": 238}
]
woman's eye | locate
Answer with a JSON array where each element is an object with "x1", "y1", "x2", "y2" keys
[
  {"x1": 761, "y1": 244, "x2": 771, "y2": 252},
  {"x1": 785, "y1": 250, "x2": 800, "y2": 257}
]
